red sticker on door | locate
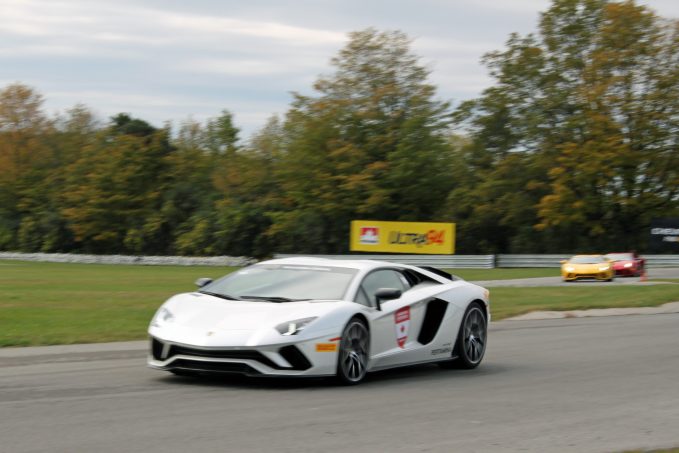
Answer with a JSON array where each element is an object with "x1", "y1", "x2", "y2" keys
[{"x1": 394, "y1": 306, "x2": 410, "y2": 348}]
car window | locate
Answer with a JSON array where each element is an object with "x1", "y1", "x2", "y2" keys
[
  {"x1": 203, "y1": 264, "x2": 357, "y2": 301},
  {"x1": 605, "y1": 253, "x2": 633, "y2": 261},
  {"x1": 356, "y1": 269, "x2": 409, "y2": 307},
  {"x1": 570, "y1": 256, "x2": 605, "y2": 264}
]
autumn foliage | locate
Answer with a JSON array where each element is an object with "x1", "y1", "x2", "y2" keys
[{"x1": 0, "y1": 1, "x2": 677, "y2": 257}]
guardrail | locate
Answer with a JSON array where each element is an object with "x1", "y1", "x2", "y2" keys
[
  {"x1": 0, "y1": 252, "x2": 254, "y2": 267},
  {"x1": 273, "y1": 254, "x2": 496, "y2": 268},
  {"x1": 496, "y1": 254, "x2": 570, "y2": 268},
  {"x1": 644, "y1": 255, "x2": 679, "y2": 268},
  {"x1": 274, "y1": 254, "x2": 679, "y2": 268},
  {"x1": 2, "y1": 252, "x2": 678, "y2": 268}
]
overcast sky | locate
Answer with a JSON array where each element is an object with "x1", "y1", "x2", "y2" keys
[{"x1": 2, "y1": 0, "x2": 677, "y2": 139}]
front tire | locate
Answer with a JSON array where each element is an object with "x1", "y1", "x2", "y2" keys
[
  {"x1": 335, "y1": 318, "x2": 370, "y2": 385},
  {"x1": 441, "y1": 302, "x2": 487, "y2": 369}
]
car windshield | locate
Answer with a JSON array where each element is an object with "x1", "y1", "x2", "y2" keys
[
  {"x1": 200, "y1": 264, "x2": 358, "y2": 301},
  {"x1": 570, "y1": 256, "x2": 606, "y2": 264},
  {"x1": 605, "y1": 253, "x2": 633, "y2": 261}
]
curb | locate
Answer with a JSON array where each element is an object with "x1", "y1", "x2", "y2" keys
[{"x1": 504, "y1": 301, "x2": 679, "y2": 321}]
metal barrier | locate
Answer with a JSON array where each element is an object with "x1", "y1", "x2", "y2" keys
[
  {"x1": 497, "y1": 254, "x2": 570, "y2": 268},
  {"x1": 0, "y1": 252, "x2": 254, "y2": 267},
  {"x1": 2, "y1": 251, "x2": 678, "y2": 269},
  {"x1": 273, "y1": 254, "x2": 495, "y2": 269},
  {"x1": 643, "y1": 255, "x2": 679, "y2": 268},
  {"x1": 274, "y1": 253, "x2": 679, "y2": 269}
]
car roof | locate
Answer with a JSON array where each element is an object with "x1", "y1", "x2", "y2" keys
[{"x1": 255, "y1": 257, "x2": 456, "y2": 284}]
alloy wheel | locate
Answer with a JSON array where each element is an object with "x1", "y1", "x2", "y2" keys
[
  {"x1": 462, "y1": 306, "x2": 487, "y2": 364},
  {"x1": 339, "y1": 320, "x2": 369, "y2": 383}
]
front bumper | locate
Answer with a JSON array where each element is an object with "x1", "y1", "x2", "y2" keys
[
  {"x1": 613, "y1": 266, "x2": 638, "y2": 276},
  {"x1": 562, "y1": 271, "x2": 613, "y2": 281},
  {"x1": 147, "y1": 336, "x2": 336, "y2": 377}
]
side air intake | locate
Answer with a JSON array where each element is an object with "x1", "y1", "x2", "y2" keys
[{"x1": 417, "y1": 299, "x2": 449, "y2": 345}]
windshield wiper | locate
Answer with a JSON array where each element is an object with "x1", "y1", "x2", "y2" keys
[
  {"x1": 198, "y1": 291, "x2": 241, "y2": 301},
  {"x1": 240, "y1": 295, "x2": 309, "y2": 303}
]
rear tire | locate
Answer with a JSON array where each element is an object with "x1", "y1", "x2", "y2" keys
[
  {"x1": 440, "y1": 302, "x2": 487, "y2": 370},
  {"x1": 335, "y1": 318, "x2": 370, "y2": 385}
]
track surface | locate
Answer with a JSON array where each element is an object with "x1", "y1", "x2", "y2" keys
[
  {"x1": 2, "y1": 316, "x2": 679, "y2": 453},
  {"x1": 474, "y1": 267, "x2": 679, "y2": 287}
]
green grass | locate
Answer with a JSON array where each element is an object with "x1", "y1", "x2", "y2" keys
[
  {"x1": 1, "y1": 260, "x2": 678, "y2": 347},
  {"x1": 444, "y1": 267, "x2": 558, "y2": 281},
  {"x1": 0, "y1": 260, "x2": 234, "y2": 347},
  {"x1": 489, "y1": 285, "x2": 679, "y2": 320},
  {"x1": 652, "y1": 278, "x2": 679, "y2": 283}
]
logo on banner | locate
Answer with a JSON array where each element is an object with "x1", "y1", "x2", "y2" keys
[
  {"x1": 359, "y1": 227, "x2": 379, "y2": 244},
  {"x1": 394, "y1": 306, "x2": 410, "y2": 348}
]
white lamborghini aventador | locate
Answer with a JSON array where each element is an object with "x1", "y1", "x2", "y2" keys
[{"x1": 148, "y1": 257, "x2": 489, "y2": 384}]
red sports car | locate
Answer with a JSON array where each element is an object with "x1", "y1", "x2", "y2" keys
[{"x1": 604, "y1": 252, "x2": 645, "y2": 277}]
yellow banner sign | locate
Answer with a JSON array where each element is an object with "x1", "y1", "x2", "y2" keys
[{"x1": 350, "y1": 220, "x2": 455, "y2": 255}]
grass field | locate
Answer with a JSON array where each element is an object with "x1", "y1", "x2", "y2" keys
[
  {"x1": 444, "y1": 267, "x2": 558, "y2": 281},
  {"x1": 488, "y1": 285, "x2": 679, "y2": 320},
  {"x1": 1, "y1": 260, "x2": 678, "y2": 347},
  {"x1": 0, "y1": 260, "x2": 236, "y2": 347}
]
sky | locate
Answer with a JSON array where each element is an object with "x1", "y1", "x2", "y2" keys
[{"x1": 1, "y1": 0, "x2": 678, "y2": 140}]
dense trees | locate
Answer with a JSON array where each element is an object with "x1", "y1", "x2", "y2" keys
[
  {"x1": 449, "y1": 0, "x2": 679, "y2": 252},
  {"x1": 268, "y1": 29, "x2": 455, "y2": 253},
  {"x1": 0, "y1": 1, "x2": 677, "y2": 256}
]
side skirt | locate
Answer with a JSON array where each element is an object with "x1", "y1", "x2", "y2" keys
[{"x1": 368, "y1": 355, "x2": 459, "y2": 373}]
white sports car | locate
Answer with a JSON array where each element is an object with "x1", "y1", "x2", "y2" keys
[{"x1": 148, "y1": 257, "x2": 490, "y2": 384}]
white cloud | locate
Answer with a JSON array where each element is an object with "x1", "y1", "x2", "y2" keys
[
  {"x1": 2, "y1": 0, "x2": 677, "y2": 138},
  {"x1": 155, "y1": 12, "x2": 346, "y2": 45},
  {"x1": 0, "y1": 44, "x2": 87, "y2": 57},
  {"x1": 464, "y1": 0, "x2": 552, "y2": 15}
]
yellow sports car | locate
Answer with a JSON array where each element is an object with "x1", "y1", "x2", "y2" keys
[{"x1": 561, "y1": 255, "x2": 615, "y2": 282}]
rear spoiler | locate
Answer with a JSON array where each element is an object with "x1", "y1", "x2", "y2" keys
[{"x1": 418, "y1": 266, "x2": 461, "y2": 281}]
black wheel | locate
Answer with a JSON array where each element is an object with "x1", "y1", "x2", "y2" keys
[
  {"x1": 440, "y1": 302, "x2": 487, "y2": 369},
  {"x1": 335, "y1": 318, "x2": 370, "y2": 385}
]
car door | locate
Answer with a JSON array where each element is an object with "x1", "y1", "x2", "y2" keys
[{"x1": 356, "y1": 269, "x2": 440, "y2": 369}]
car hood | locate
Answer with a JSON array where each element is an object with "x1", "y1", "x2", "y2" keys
[
  {"x1": 163, "y1": 292, "x2": 343, "y2": 331},
  {"x1": 565, "y1": 263, "x2": 610, "y2": 272}
]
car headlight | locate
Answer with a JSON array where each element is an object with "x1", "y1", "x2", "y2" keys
[
  {"x1": 598, "y1": 266, "x2": 610, "y2": 271},
  {"x1": 150, "y1": 307, "x2": 175, "y2": 328},
  {"x1": 275, "y1": 317, "x2": 317, "y2": 336},
  {"x1": 624, "y1": 263, "x2": 633, "y2": 268},
  {"x1": 565, "y1": 266, "x2": 575, "y2": 272}
]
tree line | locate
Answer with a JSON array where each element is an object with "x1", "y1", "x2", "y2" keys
[{"x1": 1, "y1": 0, "x2": 677, "y2": 257}]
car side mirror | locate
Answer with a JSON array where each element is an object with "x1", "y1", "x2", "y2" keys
[
  {"x1": 374, "y1": 288, "x2": 402, "y2": 311},
  {"x1": 195, "y1": 277, "x2": 213, "y2": 288}
]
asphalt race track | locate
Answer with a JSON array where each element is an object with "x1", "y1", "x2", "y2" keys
[
  {"x1": 474, "y1": 267, "x2": 679, "y2": 287},
  {"x1": 2, "y1": 314, "x2": 679, "y2": 453}
]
